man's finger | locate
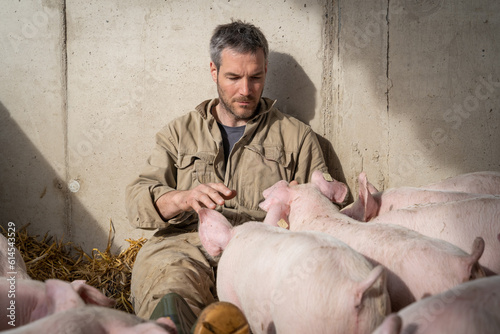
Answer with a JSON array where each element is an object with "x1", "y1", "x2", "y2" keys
[{"x1": 207, "y1": 183, "x2": 236, "y2": 198}]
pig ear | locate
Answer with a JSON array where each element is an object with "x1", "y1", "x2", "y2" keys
[
  {"x1": 198, "y1": 209, "x2": 233, "y2": 257},
  {"x1": 375, "y1": 314, "x2": 402, "y2": 334},
  {"x1": 354, "y1": 265, "x2": 386, "y2": 309},
  {"x1": 464, "y1": 237, "x2": 485, "y2": 278},
  {"x1": 358, "y1": 172, "x2": 379, "y2": 222},
  {"x1": 311, "y1": 170, "x2": 348, "y2": 204},
  {"x1": 70, "y1": 280, "x2": 116, "y2": 307},
  {"x1": 367, "y1": 180, "x2": 379, "y2": 194},
  {"x1": 259, "y1": 191, "x2": 288, "y2": 212}
]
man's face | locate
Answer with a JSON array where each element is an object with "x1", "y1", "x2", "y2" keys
[{"x1": 210, "y1": 48, "x2": 267, "y2": 126}]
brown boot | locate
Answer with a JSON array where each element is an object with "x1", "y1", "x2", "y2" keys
[{"x1": 192, "y1": 301, "x2": 250, "y2": 334}]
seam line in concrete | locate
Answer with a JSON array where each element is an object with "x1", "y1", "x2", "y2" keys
[
  {"x1": 61, "y1": 0, "x2": 71, "y2": 239},
  {"x1": 386, "y1": 0, "x2": 391, "y2": 183}
]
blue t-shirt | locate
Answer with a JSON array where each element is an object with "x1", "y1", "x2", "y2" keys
[{"x1": 217, "y1": 122, "x2": 246, "y2": 164}]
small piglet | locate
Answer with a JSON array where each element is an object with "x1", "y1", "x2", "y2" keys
[
  {"x1": 372, "y1": 276, "x2": 500, "y2": 334},
  {"x1": 198, "y1": 208, "x2": 390, "y2": 334},
  {"x1": 260, "y1": 171, "x2": 486, "y2": 311},
  {"x1": 1, "y1": 306, "x2": 177, "y2": 334},
  {"x1": 0, "y1": 278, "x2": 115, "y2": 329}
]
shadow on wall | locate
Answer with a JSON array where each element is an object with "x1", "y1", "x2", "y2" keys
[
  {"x1": 0, "y1": 101, "x2": 107, "y2": 252},
  {"x1": 264, "y1": 51, "x2": 348, "y2": 190},
  {"x1": 341, "y1": 1, "x2": 500, "y2": 187},
  {"x1": 265, "y1": 51, "x2": 316, "y2": 124}
]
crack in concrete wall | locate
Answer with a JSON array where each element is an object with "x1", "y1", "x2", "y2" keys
[
  {"x1": 320, "y1": 0, "x2": 337, "y2": 140},
  {"x1": 60, "y1": 0, "x2": 72, "y2": 239}
]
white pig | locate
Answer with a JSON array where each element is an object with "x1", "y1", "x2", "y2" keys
[
  {"x1": 0, "y1": 278, "x2": 116, "y2": 329},
  {"x1": 369, "y1": 197, "x2": 500, "y2": 275},
  {"x1": 1, "y1": 306, "x2": 177, "y2": 334},
  {"x1": 423, "y1": 171, "x2": 500, "y2": 195},
  {"x1": 372, "y1": 276, "x2": 500, "y2": 334},
  {"x1": 340, "y1": 171, "x2": 495, "y2": 221},
  {"x1": 259, "y1": 171, "x2": 486, "y2": 311},
  {"x1": 198, "y1": 208, "x2": 390, "y2": 334},
  {"x1": 341, "y1": 172, "x2": 500, "y2": 275}
]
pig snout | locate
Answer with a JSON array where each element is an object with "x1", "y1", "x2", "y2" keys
[{"x1": 262, "y1": 180, "x2": 289, "y2": 199}]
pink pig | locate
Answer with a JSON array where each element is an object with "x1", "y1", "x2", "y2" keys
[
  {"x1": 372, "y1": 276, "x2": 500, "y2": 334},
  {"x1": 198, "y1": 208, "x2": 390, "y2": 334},
  {"x1": 340, "y1": 172, "x2": 500, "y2": 275},
  {"x1": 368, "y1": 197, "x2": 500, "y2": 275},
  {"x1": 0, "y1": 278, "x2": 116, "y2": 329},
  {"x1": 1, "y1": 306, "x2": 177, "y2": 334},
  {"x1": 340, "y1": 172, "x2": 493, "y2": 222},
  {"x1": 423, "y1": 171, "x2": 500, "y2": 195},
  {"x1": 259, "y1": 171, "x2": 486, "y2": 311}
]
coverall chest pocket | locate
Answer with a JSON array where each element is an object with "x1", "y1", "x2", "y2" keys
[
  {"x1": 243, "y1": 145, "x2": 295, "y2": 194},
  {"x1": 177, "y1": 152, "x2": 218, "y2": 186}
]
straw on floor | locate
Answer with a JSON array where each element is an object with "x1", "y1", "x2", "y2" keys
[{"x1": 1, "y1": 223, "x2": 145, "y2": 313}]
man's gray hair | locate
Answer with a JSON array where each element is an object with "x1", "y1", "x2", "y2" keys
[{"x1": 210, "y1": 20, "x2": 269, "y2": 70}]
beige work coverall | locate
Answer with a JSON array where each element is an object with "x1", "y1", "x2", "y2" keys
[{"x1": 125, "y1": 97, "x2": 329, "y2": 319}]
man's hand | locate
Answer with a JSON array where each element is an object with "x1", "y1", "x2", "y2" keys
[{"x1": 155, "y1": 183, "x2": 237, "y2": 220}]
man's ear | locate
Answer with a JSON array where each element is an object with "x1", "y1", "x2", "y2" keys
[{"x1": 210, "y1": 61, "x2": 218, "y2": 83}]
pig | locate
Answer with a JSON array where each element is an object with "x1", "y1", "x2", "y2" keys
[
  {"x1": 340, "y1": 173, "x2": 500, "y2": 274},
  {"x1": 423, "y1": 171, "x2": 500, "y2": 195},
  {"x1": 259, "y1": 171, "x2": 486, "y2": 311},
  {"x1": 368, "y1": 197, "x2": 500, "y2": 275},
  {"x1": 1, "y1": 306, "x2": 177, "y2": 334},
  {"x1": 340, "y1": 171, "x2": 495, "y2": 222},
  {"x1": 0, "y1": 234, "x2": 30, "y2": 280},
  {"x1": 198, "y1": 208, "x2": 390, "y2": 334},
  {"x1": 371, "y1": 276, "x2": 500, "y2": 334},
  {"x1": 0, "y1": 278, "x2": 116, "y2": 330}
]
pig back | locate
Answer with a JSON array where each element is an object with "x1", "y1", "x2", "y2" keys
[
  {"x1": 393, "y1": 276, "x2": 500, "y2": 334},
  {"x1": 216, "y1": 222, "x2": 390, "y2": 334}
]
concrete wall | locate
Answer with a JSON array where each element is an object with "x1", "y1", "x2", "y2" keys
[{"x1": 1, "y1": 0, "x2": 499, "y2": 252}]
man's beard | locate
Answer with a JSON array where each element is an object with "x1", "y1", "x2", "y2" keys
[{"x1": 217, "y1": 83, "x2": 260, "y2": 122}]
